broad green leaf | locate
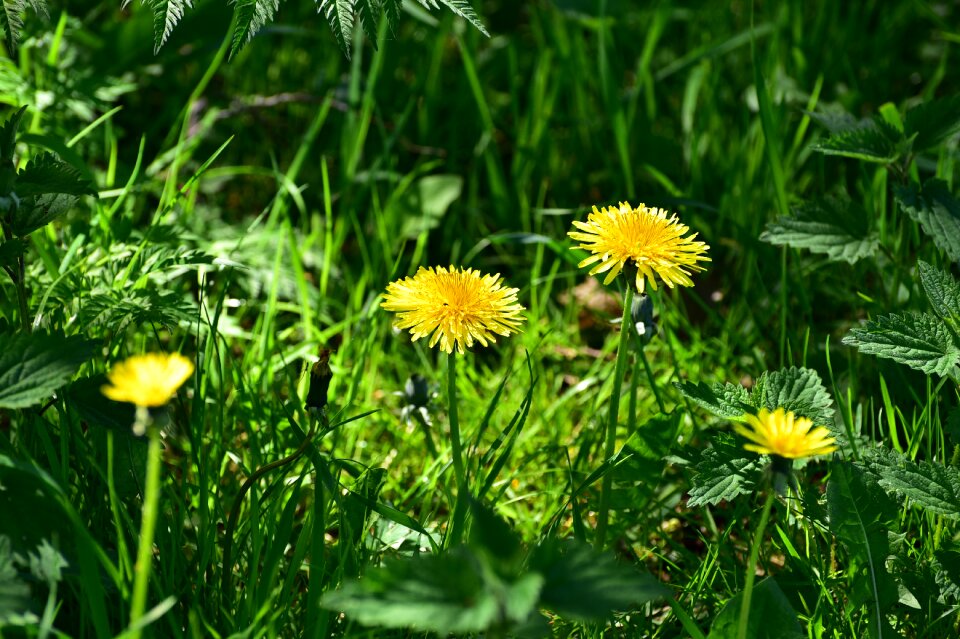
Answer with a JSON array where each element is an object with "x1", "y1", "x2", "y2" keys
[
  {"x1": 896, "y1": 179, "x2": 960, "y2": 263},
  {"x1": 918, "y1": 260, "x2": 960, "y2": 323},
  {"x1": 0, "y1": 332, "x2": 96, "y2": 408},
  {"x1": 867, "y1": 451, "x2": 960, "y2": 518},
  {"x1": 843, "y1": 312, "x2": 960, "y2": 377},
  {"x1": 827, "y1": 461, "x2": 899, "y2": 639},
  {"x1": 755, "y1": 366, "x2": 835, "y2": 429},
  {"x1": 10, "y1": 192, "x2": 77, "y2": 237},
  {"x1": 530, "y1": 539, "x2": 668, "y2": 622},
  {"x1": 612, "y1": 412, "x2": 680, "y2": 488},
  {"x1": 0, "y1": 105, "x2": 26, "y2": 165},
  {"x1": 759, "y1": 196, "x2": 879, "y2": 263},
  {"x1": 687, "y1": 434, "x2": 763, "y2": 507},
  {"x1": 675, "y1": 380, "x2": 752, "y2": 419},
  {"x1": 320, "y1": 548, "x2": 499, "y2": 634},
  {"x1": 469, "y1": 501, "x2": 523, "y2": 574},
  {"x1": 14, "y1": 153, "x2": 96, "y2": 198},
  {"x1": 932, "y1": 544, "x2": 960, "y2": 604},
  {"x1": 809, "y1": 120, "x2": 901, "y2": 163},
  {"x1": 0, "y1": 535, "x2": 34, "y2": 627},
  {"x1": 904, "y1": 94, "x2": 960, "y2": 152},
  {"x1": 706, "y1": 577, "x2": 803, "y2": 639}
]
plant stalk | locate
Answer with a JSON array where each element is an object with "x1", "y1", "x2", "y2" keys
[
  {"x1": 737, "y1": 490, "x2": 776, "y2": 639},
  {"x1": 595, "y1": 284, "x2": 634, "y2": 549},
  {"x1": 446, "y1": 353, "x2": 468, "y2": 548},
  {"x1": 128, "y1": 407, "x2": 160, "y2": 639}
]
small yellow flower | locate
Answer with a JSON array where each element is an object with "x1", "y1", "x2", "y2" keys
[
  {"x1": 102, "y1": 353, "x2": 194, "y2": 407},
  {"x1": 568, "y1": 201, "x2": 710, "y2": 293},
  {"x1": 733, "y1": 407, "x2": 838, "y2": 459},
  {"x1": 381, "y1": 265, "x2": 526, "y2": 354}
]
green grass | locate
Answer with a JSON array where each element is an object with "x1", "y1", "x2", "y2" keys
[{"x1": 2, "y1": 1, "x2": 960, "y2": 637}]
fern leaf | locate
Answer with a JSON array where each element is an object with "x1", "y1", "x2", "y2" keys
[
  {"x1": 382, "y1": 0, "x2": 400, "y2": 30},
  {"x1": 144, "y1": 0, "x2": 191, "y2": 54},
  {"x1": 435, "y1": 0, "x2": 488, "y2": 36},
  {"x1": 0, "y1": 0, "x2": 44, "y2": 51},
  {"x1": 355, "y1": 0, "x2": 380, "y2": 46},
  {"x1": 316, "y1": 0, "x2": 355, "y2": 58},
  {"x1": 230, "y1": 0, "x2": 282, "y2": 57}
]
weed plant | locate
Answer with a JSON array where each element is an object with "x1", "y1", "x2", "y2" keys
[{"x1": 2, "y1": 1, "x2": 960, "y2": 638}]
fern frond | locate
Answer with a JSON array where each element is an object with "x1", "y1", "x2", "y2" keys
[
  {"x1": 355, "y1": 0, "x2": 380, "y2": 46},
  {"x1": 1, "y1": 0, "x2": 47, "y2": 51},
  {"x1": 316, "y1": 0, "x2": 355, "y2": 58},
  {"x1": 230, "y1": 0, "x2": 282, "y2": 58},
  {"x1": 435, "y1": 0, "x2": 488, "y2": 36},
  {"x1": 382, "y1": 0, "x2": 399, "y2": 30},
  {"x1": 144, "y1": 0, "x2": 192, "y2": 54}
]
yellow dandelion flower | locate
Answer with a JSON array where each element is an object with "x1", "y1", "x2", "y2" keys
[
  {"x1": 733, "y1": 407, "x2": 838, "y2": 459},
  {"x1": 102, "y1": 353, "x2": 195, "y2": 407},
  {"x1": 568, "y1": 201, "x2": 710, "y2": 293},
  {"x1": 381, "y1": 265, "x2": 526, "y2": 354}
]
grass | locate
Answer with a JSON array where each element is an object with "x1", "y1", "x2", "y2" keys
[{"x1": 2, "y1": 1, "x2": 960, "y2": 637}]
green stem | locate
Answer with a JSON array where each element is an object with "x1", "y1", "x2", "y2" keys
[
  {"x1": 446, "y1": 353, "x2": 468, "y2": 548},
  {"x1": 129, "y1": 409, "x2": 160, "y2": 638},
  {"x1": 637, "y1": 339, "x2": 666, "y2": 414},
  {"x1": 14, "y1": 255, "x2": 29, "y2": 331},
  {"x1": 595, "y1": 284, "x2": 634, "y2": 550},
  {"x1": 737, "y1": 491, "x2": 776, "y2": 639}
]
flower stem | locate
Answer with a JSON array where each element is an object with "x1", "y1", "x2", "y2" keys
[
  {"x1": 737, "y1": 491, "x2": 776, "y2": 639},
  {"x1": 129, "y1": 410, "x2": 160, "y2": 638},
  {"x1": 595, "y1": 284, "x2": 634, "y2": 550},
  {"x1": 446, "y1": 353, "x2": 468, "y2": 548}
]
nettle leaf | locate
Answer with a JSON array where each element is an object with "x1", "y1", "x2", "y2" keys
[
  {"x1": 918, "y1": 260, "x2": 960, "y2": 323},
  {"x1": 14, "y1": 153, "x2": 96, "y2": 198},
  {"x1": 904, "y1": 94, "x2": 960, "y2": 152},
  {"x1": 316, "y1": 0, "x2": 355, "y2": 57},
  {"x1": 932, "y1": 544, "x2": 960, "y2": 604},
  {"x1": 674, "y1": 380, "x2": 752, "y2": 420},
  {"x1": 755, "y1": 367, "x2": 835, "y2": 429},
  {"x1": 320, "y1": 548, "x2": 499, "y2": 634},
  {"x1": 827, "y1": 460, "x2": 899, "y2": 639},
  {"x1": 896, "y1": 179, "x2": 960, "y2": 263},
  {"x1": 0, "y1": 332, "x2": 96, "y2": 409},
  {"x1": 759, "y1": 196, "x2": 878, "y2": 263},
  {"x1": 865, "y1": 450, "x2": 960, "y2": 519},
  {"x1": 809, "y1": 119, "x2": 901, "y2": 163},
  {"x1": 687, "y1": 433, "x2": 763, "y2": 507},
  {"x1": 0, "y1": 105, "x2": 27, "y2": 165},
  {"x1": 10, "y1": 192, "x2": 77, "y2": 237},
  {"x1": 230, "y1": 0, "x2": 282, "y2": 57},
  {"x1": 530, "y1": 539, "x2": 668, "y2": 622},
  {"x1": 706, "y1": 577, "x2": 803, "y2": 639},
  {"x1": 843, "y1": 312, "x2": 960, "y2": 377}
]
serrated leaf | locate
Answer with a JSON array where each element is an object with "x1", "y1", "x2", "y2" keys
[
  {"x1": 809, "y1": 120, "x2": 901, "y2": 163},
  {"x1": 78, "y1": 289, "x2": 198, "y2": 333},
  {"x1": 706, "y1": 577, "x2": 804, "y2": 639},
  {"x1": 867, "y1": 451, "x2": 960, "y2": 518},
  {"x1": 827, "y1": 460, "x2": 899, "y2": 639},
  {"x1": 932, "y1": 544, "x2": 960, "y2": 604},
  {"x1": 843, "y1": 312, "x2": 960, "y2": 377},
  {"x1": 904, "y1": 94, "x2": 960, "y2": 152},
  {"x1": 0, "y1": 0, "x2": 47, "y2": 52},
  {"x1": 230, "y1": 0, "x2": 282, "y2": 57},
  {"x1": 317, "y1": 0, "x2": 355, "y2": 57},
  {"x1": 896, "y1": 179, "x2": 960, "y2": 263},
  {"x1": 687, "y1": 434, "x2": 763, "y2": 507},
  {"x1": 320, "y1": 548, "x2": 499, "y2": 634},
  {"x1": 0, "y1": 332, "x2": 96, "y2": 408},
  {"x1": 675, "y1": 380, "x2": 752, "y2": 419},
  {"x1": 918, "y1": 260, "x2": 960, "y2": 323},
  {"x1": 355, "y1": 0, "x2": 380, "y2": 44},
  {"x1": 382, "y1": 0, "x2": 399, "y2": 29},
  {"x1": 530, "y1": 539, "x2": 668, "y2": 622},
  {"x1": 469, "y1": 501, "x2": 523, "y2": 573},
  {"x1": 435, "y1": 0, "x2": 489, "y2": 36},
  {"x1": 0, "y1": 105, "x2": 27, "y2": 165},
  {"x1": 759, "y1": 196, "x2": 879, "y2": 263},
  {"x1": 14, "y1": 153, "x2": 96, "y2": 198},
  {"x1": 10, "y1": 192, "x2": 78, "y2": 237},
  {"x1": 755, "y1": 366, "x2": 835, "y2": 429},
  {"x1": 145, "y1": 0, "x2": 190, "y2": 54}
]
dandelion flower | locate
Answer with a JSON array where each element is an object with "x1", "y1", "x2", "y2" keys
[
  {"x1": 381, "y1": 265, "x2": 526, "y2": 354},
  {"x1": 568, "y1": 201, "x2": 710, "y2": 293},
  {"x1": 733, "y1": 407, "x2": 838, "y2": 459},
  {"x1": 102, "y1": 353, "x2": 194, "y2": 407}
]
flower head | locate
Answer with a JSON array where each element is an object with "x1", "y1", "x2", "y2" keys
[
  {"x1": 568, "y1": 202, "x2": 710, "y2": 293},
  {"x1": 733, "y1": 407, "x2": 838, "y2": 459},
  {"x1": 381, "y1": 265, "x2": 525, "y2": 354},
  {"x1": 102, "y1": 353, "x2": 194, "y2": 407}
]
